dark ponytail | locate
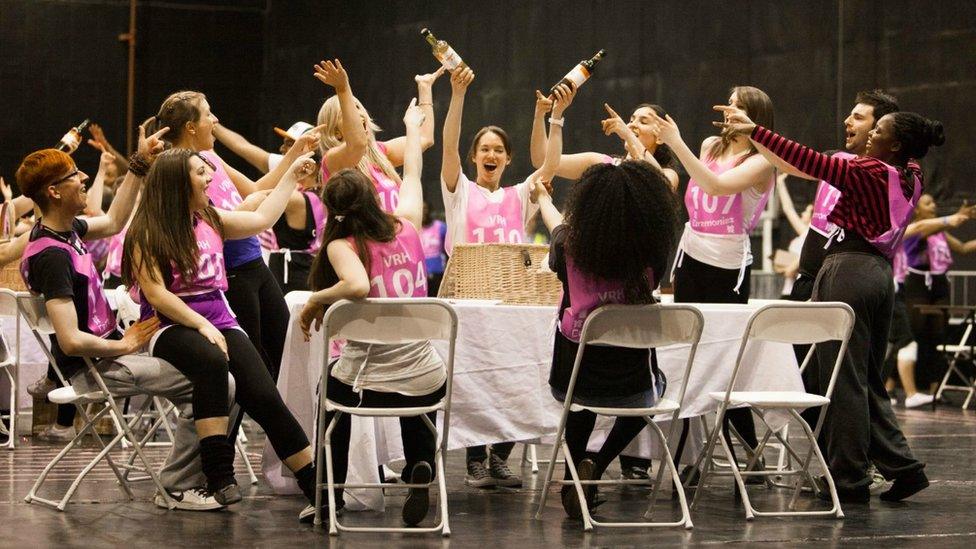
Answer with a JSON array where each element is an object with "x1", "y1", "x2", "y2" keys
[{"x1": 892, "y1": 112, "x2": 945, "y2": 160}]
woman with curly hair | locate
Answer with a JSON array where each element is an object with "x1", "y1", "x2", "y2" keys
[
  {"x1": 532, "y1": 160, "x2": 679, "y2": 519},
  {"x1": 708, "y1": 106, "x2": 944, "y2": 502}
]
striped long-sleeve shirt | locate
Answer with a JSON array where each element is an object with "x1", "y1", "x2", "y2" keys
[{"x1": 750, "y1": 125, "x2": 922, "y2": 240}]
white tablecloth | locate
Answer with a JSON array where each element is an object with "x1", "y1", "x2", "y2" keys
[{"x1": 263, "y1": 295, "x2": 802, "y2": 509}]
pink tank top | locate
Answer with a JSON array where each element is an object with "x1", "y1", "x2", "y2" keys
[
  {"x1": 809, "y1": 152, "x2": 854, "y2": 237},
  {"x1": 350, "y1": 220, "x2": 428, "y2": 298},
  {"x1": 464, "y1": 179, "x2": 525, "y2": 245},
  {"x1": 169, "y1": 218, "x2": 228, "y2": 295},
  {"x1": 861, "y1": 165, "x2": 921, "y2": 259},
  {"x1": 103, "y1": 230, "x2": 126, "y2": 279},
  {"x1": 322, "y1": 141, "x2": 400, "y2": 213},
  {"x1": 893, "y1": 247, "x2": 908, "y2": 284},
  {"x1": 559, "y1": 255, "x2": 655, "y2": 343},
  {"x1": 684, "y1": 157, "x2": 771, "y2": 235},
  {"x1": 200, "y1": 150, "x2": 243, "y2": 210},
  {"x1": 21, "y1": 230, "x2": 115, "y2": 337}
]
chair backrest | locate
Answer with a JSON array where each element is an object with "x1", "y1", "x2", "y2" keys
[
  {"x1": 578, "y1": 304, "x2": 705, "y2": 350},
  {"x1": 567, "y1": 303, "x2": 705, "y2": 409},
  {"x1": 17, "y1": 293, "x2": 55, "y2": 336},
  {"x1": 723, "y1": 301, "x2": 855, "y2": 411},
  {"x1": 323, "y1": 298, "x2": 458, "y2": 344},
  {"x1": 745, "y1": 302, "x2": 855, "y2": 345}
]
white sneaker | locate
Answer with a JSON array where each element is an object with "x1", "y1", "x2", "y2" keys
[
  {"x1": 890, "y1": 397, "x2": 898, "y2": 406},
  {"x1": 867, "y1": 466, "x2": 890, "y2": 494},
  {"x1": 154, "y1": 487, "x2": 224, "y2": 511},
  {"x1": 35, "y1": 424, "x2": 76, "y2": 443},
  {"x1": 904, "y1": 393, "x2": 935, "y2": 409}
]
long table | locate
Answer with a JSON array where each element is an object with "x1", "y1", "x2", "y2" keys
[{"x1": 263, "y1": 295, "x2": 802, "y2": 510}]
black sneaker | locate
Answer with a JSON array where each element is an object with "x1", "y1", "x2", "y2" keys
[
  {"x1": 816, "y1": 476, "x2": 870, "y2": 503},
  {"x1": 488, "y1": 454, "x2": 522, "y2": 488},
  {"x1": 561, "y1": 458, "x2": 596, "y2": 520},
  {"x1": 465, "y1": 460, "x2": 496, "y2": 488},
  {"x1": 621, "y1": 466, "x2": 651, "y2": 482},
  {"x1": 402, "y1": 462, "x2": 432, "y2": 527},
  {"x1": 879, "y1": 470, "x2": 929, "y2": 502},
  {"x1": 212, "y1": 482, "x2": 242, "y2": 506}
]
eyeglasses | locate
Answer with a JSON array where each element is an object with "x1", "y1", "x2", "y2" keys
[{"x1": 50, "y1": 170, "x2": 92, "y2": 190}]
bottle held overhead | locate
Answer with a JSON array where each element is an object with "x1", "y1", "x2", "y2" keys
[
  {"x1": 54, "y1": 119, "x2": 91, "y2": 154},
  {"x1": 550, "y1": 49, "x2": 606, "y2": 95},
  {"x1": 421, "y1": 28, "x2": 468, "y2": 73}
]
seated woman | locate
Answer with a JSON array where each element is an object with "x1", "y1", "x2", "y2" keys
[
  {"x1": 297, "y1": 100, "x2": 440, "y2": 527},
  {"x1": 532, "y1": 160, "x2": 679, "y2": 519},
  {"x1": 122, "y1": 142, "x2": 321, "y2": 515}
]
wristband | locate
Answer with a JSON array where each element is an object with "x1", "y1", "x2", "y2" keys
[
  {"x1": 127, "y1": 152, "x2": 152, "y2": 177},
  {"x1": 418, "y1": 102, "x2": 432, "y2": 106},
  {"x1": 548, "y1": 117, "x2": 564, "y2": 127},
  {"x1": 943, "y1": 216, "x2": 950, "y2": 226}
]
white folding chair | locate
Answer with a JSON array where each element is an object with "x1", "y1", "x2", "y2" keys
[
  {"x1": 689, "y1": 302, "x2": 855, "y2": 520},
  {"x1": 935, "y1": 320, "x2": 975, "y2": 409},
  {"x1": 0, "y1": 289, "x2": 20, "y2": 449},
  {"x1": 313, "y1": 298, "x2": 458, "y2": 537},
  {"x1": 535, "y1": 304, "x2": 705, "y2": 531},
  {"x1": 16, "y1": 294, "x2": 175, "y2": 511}
]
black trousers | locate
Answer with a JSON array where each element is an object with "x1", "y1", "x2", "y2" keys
[
  {"x1": 323, "y1": 375, "x2": 444, "y2": 501},
  {"x1": 224, "y1": 258, "x2": 290, "y2": 381},
  {"x1": 903, "y1": 272, "x2": 950, "y2": 388},
  {"x1": 673, "y1": 253, "x2": 758, "y2": 462},
  {"x1": 152, "y1": 326, "x2": 310, "y2": 461},
  {"x1": 807, "y1": 252, "x2": 924, "y2": 490},
  {"x1": 268, "y1": 252, "x2": 312, "y2": 295}
]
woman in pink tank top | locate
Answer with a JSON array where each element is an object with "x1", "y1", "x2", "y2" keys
[
  {"x1": 894, "y1": 194, "x2": 976, "y2": 405},
  {"x1": 531, "y1": 159, "x2": 678, "y2": 518},
  {"x1": 530, "y1": 99, "x2": 680, "y2": 191},
  {"x1": 124, "y1": 146, "x2": 323, "y2": 510},
  {"x1": 298, "y1": 101, "x2": 445, "y2": 526},
  {"x1": 313, "y1": 59, "x2": 444, "y2": 214}
]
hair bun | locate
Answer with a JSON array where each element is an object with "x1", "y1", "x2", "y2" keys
[{"x1": 927, "y1": 119, "x2": 945, "y2": 147}]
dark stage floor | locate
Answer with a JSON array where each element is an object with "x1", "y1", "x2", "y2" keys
[{"x1": 2, "y1": 404, "x2": 975, "y2": 548}]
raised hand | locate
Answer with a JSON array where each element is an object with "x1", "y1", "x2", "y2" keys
[
  {"x1": 137, "y1": 120, "x2": 169, "y2": 158},
  {"x1": 551, "y1": 83, "x2": 576, "y2": 118},
  {"x1": 290, "y1": 124, "x2": 327, "y2": 155},
  {"x1": 712, "y1": 104, "x2": 756, "y2": 135},
  {"x1": 528, "y1": 174, "x2": 552, "y2": 204},
  {"x1": 403, "y1": 98, "x2": 425, "y2": 128},
  {"x1": 955, "y1": 199, "x2": 976, "y2": 220},
  {"x1": 415, "y1": 66, "x2": 446, "y2": 90},
  {"x1": 0, "y1": 177, "x2": 11, "y2": 203},
  {"x1": 313, "y1": 59, "x2": 351, "y2": 93},
  {"x1": 645, "y1": 109, "x2": 682, "y2": 146},
  {"x1": 288, "y1": 151, "x2": 318, "y2": 181},
  {"x1": 450, "y1": 66, "x2": 475, "y2": 94},
  {"x1": 535, "y1": 90, "x2": 553, "y2": 115},
  {"x1": 601, "y1": 103, "x2": 631, "y2": 139},
  {"x1": 99, "y1": 150, "x2": 117, "y2": 171},
  {"x1": 88, "y1": 123, "x2": 111, "y2": 151}
]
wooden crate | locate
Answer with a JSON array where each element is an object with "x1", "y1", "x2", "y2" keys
[{"x1": 437, "y1": 243, "x2": 561, "y2": 306}]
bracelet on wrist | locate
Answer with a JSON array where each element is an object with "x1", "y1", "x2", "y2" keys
[
  {"x1": 127, "y1": 152, "x2": 152, "y2": 177},
  {"x1": 548, "y1": 117, "x2": 565, "y2": 127},
  {"x1": 417, "y1": 102, "x2": 433, "y2": 106}
]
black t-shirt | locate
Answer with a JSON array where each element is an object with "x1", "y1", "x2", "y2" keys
[
  {"x1": 25, "y1": 219, "x2": 119, "y2": 379},
  {"x1": 547, "y1": 224, "x2": 656, "y2": 398}
]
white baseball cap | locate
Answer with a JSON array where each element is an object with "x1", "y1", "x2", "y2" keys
[{"x1": 273, "y1": 121, "x2": 314, "y2": 140}]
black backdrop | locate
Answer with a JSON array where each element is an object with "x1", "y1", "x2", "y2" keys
[{"x1": 3, "y1": 0, "x2": 974, "y2": 262}]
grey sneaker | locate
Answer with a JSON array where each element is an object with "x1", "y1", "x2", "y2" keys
[
  {"x1": 868, "y1": 466, "x2": 890, "y2": 494},
  {"x1": 154, "y1": 487, "x2": 223, "y2": 511},
  {"x1": 35, "y1": 424, "x2": 76, "y2": 443},
  {"x1": 489, "y1": 454, "x2": 522, "y2": 488},
  {"x1": 27, "y1": 377, "x2": 56, "y2": 398},
  {"x1": 464, "y1": 460, "x2": 496, "y2": 488}
]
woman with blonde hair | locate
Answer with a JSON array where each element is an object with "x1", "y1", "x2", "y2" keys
[{"x1": 314, "y1": 59, "x2": 443, "y2": 213}]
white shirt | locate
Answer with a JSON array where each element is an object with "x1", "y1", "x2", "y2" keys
[
  {"x1": 440, "y1": 171, "x2": 540, "y2": 255},
  {"x1": 332, "y1": 341, "x2": 446, "y2": 396}
]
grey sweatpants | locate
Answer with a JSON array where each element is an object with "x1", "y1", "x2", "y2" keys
[
  {"x1": 70, "y1": 354, "x2": 235, "y2": 492},
  {"x1": 807, "y1": 252, "x2": 924, "y2": 491}
]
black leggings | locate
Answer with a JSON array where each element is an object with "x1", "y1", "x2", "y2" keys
[
  {"x1": 224, "y1": 258, "x2": 290, "y2": 380},
  {"x1": 324, "y1": 374, "x2": 444, "y2": 501},
  {"x1": 152, "y1": 326, "x2": 309, "y2": 460},
  {"x1": 564, "y1": 411, "x2": 647, "y2": 480},
  {"x1": 673, "y1": 253, "x2": 758, "y2": 460},
  {"x1": 904, "y1": 272, "x2": 950, "y2": 388}
]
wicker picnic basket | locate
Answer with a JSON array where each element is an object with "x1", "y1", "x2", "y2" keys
[
  {"x1": 0, "y1": 261, "x2": 26, "y2": 292},
  {"x1": 437, "y1": 243, "x2": 562, "y2": 306}
]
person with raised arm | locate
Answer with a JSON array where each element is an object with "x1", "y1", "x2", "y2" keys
[
  {"x1": 706, "y1": 103, "x2": 945, "y2": 503},
  {"x1": 646, "y1": 87, "x2": 776, "y2": 480},
  {"x1": 147, "y1": 91, "x2": 317, "y2": 380},
  {"x1": 894, "y1": 196, "x2": 976, "y2": 408},
  {"x1": 313, "y1": 59, "x2": 443, "y2": 213},
  {"x1": 441, "y1": 65, "x2": 574, "y2": 488},
  {"x1": 530, "y1": 97, "x2": 679, "y2": 191},
  {"x1": 123, "y1": 139, "x2": 322, "y2": 512},
  {"x1": 531, "y1": 160, "x2": 678, "y2": 519},
  {"x1": 297, "y1": 99, "x2": 443, "y2": 527}
]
